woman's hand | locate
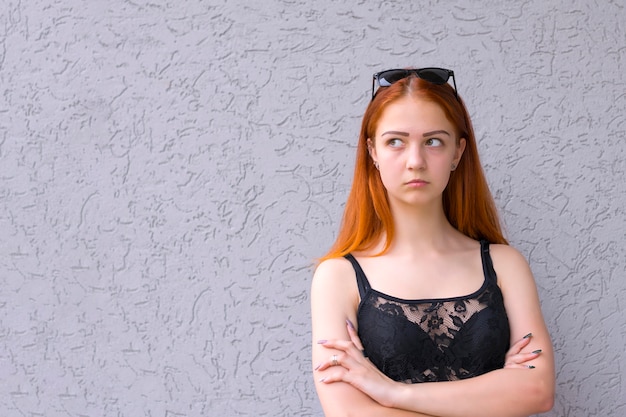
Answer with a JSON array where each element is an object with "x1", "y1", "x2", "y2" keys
[
  {"x1": 503, "y1": 333, "x2": 543, "y2": 369},
  {"x1": 315, "y1": 320, "x2": 401, "y2": 408},
  {"x1": 316, "y1": 321, "x2": 543, "y2": 408}
]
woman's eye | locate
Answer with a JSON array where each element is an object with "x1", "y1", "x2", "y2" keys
[
  {"x1": 387, "y1": 138, "x2": 403, "y2": 147},
  {"x1": 426, "y1": 138, "x2": 443, "y2": 147}
]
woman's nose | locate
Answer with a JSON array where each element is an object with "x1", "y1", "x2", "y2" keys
[{"x1": 406, "y1": 144, "x2": 426, "y2": 170}]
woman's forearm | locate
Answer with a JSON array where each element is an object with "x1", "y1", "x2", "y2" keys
[
  {"x1": 392, "y1": 368, "x2": 555, "y2": 417},
  {"x1": 317, "y1": 382, "x2": 438, "y2": 417}
]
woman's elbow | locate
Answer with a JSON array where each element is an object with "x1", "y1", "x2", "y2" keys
[
  {"x1": 538, "y1": 390, "x2": 555, "y2": 413},
  {"x1": 530, "y1": 378, "x2": 555, "y2": 413}
]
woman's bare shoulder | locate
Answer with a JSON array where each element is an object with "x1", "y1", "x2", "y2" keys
[
  {"x1": 488, "y1": 243, "x2": 535, "y2": 287},
  {"x1": 310, "y1": 256, "x2": 360, "y2": 334},
  {"x1": 312, "y1": 256, "x2": 356, "y2": 286},
  {"x1": 488, "y1": 243, "x2": 530, "y2": 266}
]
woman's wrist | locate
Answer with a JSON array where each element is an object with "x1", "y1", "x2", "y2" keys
[{"x1": 388, "y1": 380, "x2": 414, "y2": 410}]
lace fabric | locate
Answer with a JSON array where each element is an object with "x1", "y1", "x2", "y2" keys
[{"x1": 346, "y1": 241, "x2": 510, "y2": 383}]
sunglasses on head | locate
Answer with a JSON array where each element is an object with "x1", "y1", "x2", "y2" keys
[{"x1": 371, "y1": 67, "x2": 458, "y2": 100}]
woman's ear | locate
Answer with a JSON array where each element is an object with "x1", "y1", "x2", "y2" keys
[
  {"x1": 367, "y1": 138, "x2": 377, "y2": 161},
  {"x1": 453, "y1": 138, "x2": 467, "y2": 167}
]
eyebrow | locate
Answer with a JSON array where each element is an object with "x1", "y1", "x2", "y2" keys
[
  {"x1": 422, "y1": 130, "x2": 451, "y2": 137},
  {"x1": 380, "y1": 130, "x2": 451, "y2": 137},
  {"x1": 380, "y1": 130, "x2": 410, "y2": 137}
]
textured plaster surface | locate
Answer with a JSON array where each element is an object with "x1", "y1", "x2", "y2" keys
[{"x1": 0, "y1": 0, "x2": 624, "y2": 416}]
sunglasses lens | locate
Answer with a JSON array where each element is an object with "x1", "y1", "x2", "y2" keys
[
  {"x1": 377, "y1": 69, "x2": 409, "y2": 87},
  {"x1": 416, "y1": 68, "x2": 450, "y2": 85},
  {"x1": 372, "y1": 68, "x2": 456, "y2": 100}
]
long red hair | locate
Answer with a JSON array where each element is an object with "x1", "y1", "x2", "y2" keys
[{"x1": 321, "y1": 74, "x2": 508, "y2": 261}]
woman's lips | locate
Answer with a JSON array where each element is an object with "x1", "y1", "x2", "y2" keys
[{"x1": 406, "y1": 179, "x2": 429, "y2": 187}]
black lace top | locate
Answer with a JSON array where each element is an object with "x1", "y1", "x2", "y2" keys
[{"x1": 345, "y1": 241, "x2": 510, "y2": 383}]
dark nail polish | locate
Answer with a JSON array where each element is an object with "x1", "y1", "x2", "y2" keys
[
  {"x1": 532, "y1": 349, "x2": 542, "y2": 354},
  {"x1": 314, "y1": 363, "x2": 321, "y2": 370},
  {"x1": 317, "y1": 339, "x2": 327, "y2": 344},
  {"x1": 528, "y1": 365, "x2": 536, "y2": 369},
  {"x1": 523, "y1": 333, "x2": 533, "y2": 339},
  {"x1": 346, "y1": 319, "x2": 355, "y2": 330}
]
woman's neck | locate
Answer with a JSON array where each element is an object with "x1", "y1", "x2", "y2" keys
[{"x1": 386, "y1": 200, "x2": 461, "y2": 256}]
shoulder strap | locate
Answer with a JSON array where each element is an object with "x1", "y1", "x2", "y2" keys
[
  {"x1": 344, "y1": 254, "x2": 371, "y2": 299},
  {"x1": 480, "y1": 240, "x2": 498, "y2": 284}
]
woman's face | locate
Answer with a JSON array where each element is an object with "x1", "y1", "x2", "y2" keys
[{"x1": 369, "y1": 96, "x2": 466, "y2": 209}]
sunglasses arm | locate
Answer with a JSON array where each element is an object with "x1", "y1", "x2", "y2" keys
[
  {"x1": 451, "y1": 73, "x2": 458, "y2": 99},
  {"x1": 371, "y1": 76, "x2": 376, "y2": 100}
]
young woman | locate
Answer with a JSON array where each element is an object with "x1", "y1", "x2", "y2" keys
[{"x1": 310, "y1": 68, "x2": 555, "y2": 417}]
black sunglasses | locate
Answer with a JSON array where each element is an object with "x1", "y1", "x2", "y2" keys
[{"x1": 371, "y1": 67, "x2": 458, "y2": 100}]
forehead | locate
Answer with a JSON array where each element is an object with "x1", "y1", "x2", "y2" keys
[{"x1": 375, "y1": 96, "x2": 455, "y2": 137}]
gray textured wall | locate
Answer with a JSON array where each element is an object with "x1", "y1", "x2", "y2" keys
[{"x1": 0, "y1": 0, "x2": 624, "y2": 416}]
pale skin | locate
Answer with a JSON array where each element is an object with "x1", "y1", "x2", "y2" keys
[{"x1": 311, "y1": 96, "x2": 555, "y2": 416}]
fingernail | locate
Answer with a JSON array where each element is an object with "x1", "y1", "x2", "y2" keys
[
  {"x1": 319, "y1": 377, "x2": 326, "y2": 382},
  {"x1": 317, "y1": 340, "x2": 327, "y2": 344},
  {"x1": 528, "y1": 365, "x2": 536, "y2": 369},
  {"x1": 314, "y1": 363, "x2": 321, "y2": 370},
  {"x1": 532, "y1": 349, "x2": 542, "y2": 354},
  {"x1": 523, "y1": 333, "x2": 533, "y2": 339},
  {"x1": 346, "y1": 319, "x2": 355, "y2": 330}
]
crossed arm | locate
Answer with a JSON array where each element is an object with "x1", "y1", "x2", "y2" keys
[{"x1": 311, "y1": 245, "x2": 555, "y2": 417}]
